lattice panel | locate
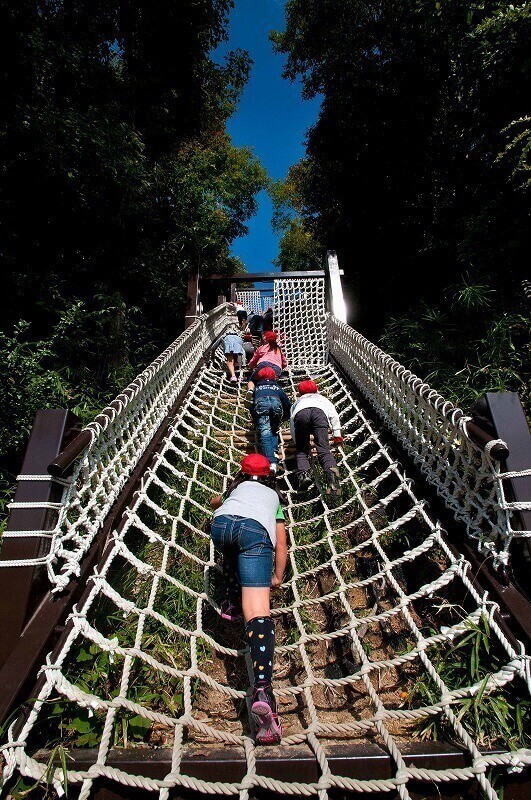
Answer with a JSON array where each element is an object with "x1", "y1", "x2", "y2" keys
[
  {"x1": 274, "y1": 277, "x2": 327, "y2": 368},
  {"x1": 235, "y1": 291, "x2": 262, "y2": 314}
]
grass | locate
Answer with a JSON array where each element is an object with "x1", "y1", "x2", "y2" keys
[
  {"x1": 407, "y1": 615, "x2": 530, "y2": 749},
  {"x1": 24, "y1": 409, "x2": 224, "y2": 755}
]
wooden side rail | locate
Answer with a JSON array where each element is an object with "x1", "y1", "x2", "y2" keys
[
  {"x1": 0, "y1": 409, "x2": 81, "y2": 668},
  {"x1": 48, "y1": 429, "x2": 93, "y2": 477}
]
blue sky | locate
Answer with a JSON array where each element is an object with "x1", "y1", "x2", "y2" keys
[{"x1": 214, "y1": 0, "x2": 321, "y2": 273}]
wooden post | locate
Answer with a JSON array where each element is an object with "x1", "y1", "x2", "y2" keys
[
  {"x1": 325, "y1": 250, "x2": 347, "y2": 322},
  {"x1": 185, "y1": 269, "x2": 200, "y2": 328},
  {"x1": 0, "y1": 409, "x2": 81, "y2": 667}
]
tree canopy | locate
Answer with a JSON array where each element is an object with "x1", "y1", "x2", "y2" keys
[
  {"x1": 272, "y1": 1, "x2": 530, "y2": 332},
  {"x1": 0, "y1": 0, "x2": 266, "y2": 503}
]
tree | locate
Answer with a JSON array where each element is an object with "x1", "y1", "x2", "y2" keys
[
  {"x1": 0, "y1": 0, "x2": 266, "y2": 499},
  {"x1": 270, "y1": 174, "x2": 321, "y2": 271},
  {"x1": 272, "y1": 1, "x2": 531, "y2": 337}
]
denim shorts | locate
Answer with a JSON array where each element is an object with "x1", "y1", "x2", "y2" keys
[
  {"x1": 224, "y1": 334, "x2": 244, "y2": 355},
  {"x1": 211, "y1": 515, "x2": 274, "y2": 588}
]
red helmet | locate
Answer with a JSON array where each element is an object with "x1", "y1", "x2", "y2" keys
[
  {"x1": 241, "y1": 453, "x2": 272, "y2": 477},
  {"x1": 263, "y1": 331, "x2": 278, "y2": 344},
  {"x1": 257, "y1": 367, "x2": 276, "y2": 381},
  {"x1": 298, "y1": 380, "x2": 318, "y2": 395}
]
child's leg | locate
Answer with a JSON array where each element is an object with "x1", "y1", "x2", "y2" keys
[
  {"x1": 226, "y1": 353, "x2": 236, "y2": 378},
  {"x1": 247, "y1": 369, "x2": 257, "y2": 392},
  {"x1": 255, "y1": 403, "x2": 277, "y2": 465},
  {"x1": 243, "y1": 590, "x2": 281, "y2": 743},
  {"x1": 223, "y1": 547, "x2": 241, "y2": 602},
  {"x1": 237, "y1": 522, "x2": 275, "y2": 686},
  {"x1": 211, "y1": 516, "x2": 241, "y2": 619},
  {"x1": 311, "y1": 409, "x2": 338, "y2": 471},
  {"x1": 267, "y1": 403, "x2": 283, "y2": 465},
  {"x1": 244, "y1": 594, "x2": 274, "y2": 686},
  {"x1": 242, "y1": 587, "x2": 271, "y2": 623},
  {"x1": 294, "y1": 410, "x2": 312, "y2": 472},
  {"x1": 237, "y1": 520, "x2": 281, "y2": 743},
  {"x1": 270, "y1": 402, "x2": 282, "y2": 437},
  {"x1": 242, "y1": 342, "x2": 255, "y2": 363}
]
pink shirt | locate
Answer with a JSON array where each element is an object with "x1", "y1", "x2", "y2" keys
[{"x1": 248, "y1": 344, "x2": 287, "y2": 371}]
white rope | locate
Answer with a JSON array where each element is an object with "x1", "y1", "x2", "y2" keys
[
  {"x1": 327, "y1": 316, "x2": 531, "y2": 569},
  {"x1": 16, "y1": 474, "x2": 72, "y2": 486},
  {"x1": 1, "y1": 284, "x2": 529, "y2": 800},
  {"x1": 0, "y1": 305, "x2": 229, "y2": 588},
  {"x1": 8, "y1": 501, "x2": 63, "y2": 510},
  {"x1": 274, "y1": 278, "x2": 328, "y2": 368},
  {"x1": 235, "y1": 291, "x2": 262, "y2": 314}
]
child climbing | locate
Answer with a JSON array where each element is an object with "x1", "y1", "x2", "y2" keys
[
  {"x1": 263, "y1": 307, "x2": 274, "y2": 332},
  {"x1": 250, "y1": 367, "x2": 291, "y2": 475},
  {"x1": 210, "y1": 454, "x2": 287, "y2": 744},
  {"x1": 248, "y1": 310, "x2": 264, "y2": 340},
  {"x1": 234, "y1": 300, "x2": 248, "y2": 329},
  {"x1": 223, "y1": 332, "x2": 245, "y2": 383},
  {"x1": 247, "y1": 331, "x2": 288, "y2": 391},
  {"x1": 290, "y1": 380, "x2": 343, "y2": 494},
  {"x1": 241, "y1": 311, "x2": 264, "y2": 359}
]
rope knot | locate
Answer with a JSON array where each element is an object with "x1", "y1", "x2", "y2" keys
[
  {"x1": 472, "y1": 758, "x2": 487, "y2": 774},
  {"x1": 394, "y1": 769, "x2": 409, "y2": 785}
]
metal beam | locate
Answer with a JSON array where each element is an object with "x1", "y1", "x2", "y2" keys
[
  {"x1": 486, "y1": 392, "x2": 531, "y2": 535},
  {"x1": 325, "y1": 250, "x2": 347, "y2": 322},
  {"x1": 207, "y1": 271, "x2": 339, "y2": 282},
  {"x1": 184, "y1": 269, "x2": 200, "y2": 328}
]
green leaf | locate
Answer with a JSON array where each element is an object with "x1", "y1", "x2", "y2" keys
[
  {"x1": 76, "y1": 646, "x2": 94, "y2": 662},
  {"x1": 128, "y1": 715, "x2": 152, "y2": 740},
  {"x1": 68, "y1": 714, "x2": 93, "y2": 734}
]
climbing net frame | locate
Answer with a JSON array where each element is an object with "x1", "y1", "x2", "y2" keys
[
  {"x1": 235, "y1": 291, "x2": 263, "y2": 314},
  {"x1": 1, "y1": 305, "x2": 229, "y2": 592},
  {"x1": 1, "y1": 307, "x2": 530, "y2": 800},
  {"x1": 327, "y1": 316, "x2": 531, "y2": 570},
  {"x1": 274, "y1": 277, "x2": 328, "y2": 369}
]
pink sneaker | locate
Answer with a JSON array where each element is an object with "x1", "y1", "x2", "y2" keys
[
  {"x1": 251, "y1": 684, "x2": 282, "y2": 744},
  {"x1": 220, "y1": 599, "x2": 242, "y2": 622}
]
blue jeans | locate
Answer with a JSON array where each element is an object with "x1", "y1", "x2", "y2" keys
[
  {"x1": 211, "y1": 515, "x2": 274, "y2": 588},
  {"x1": 252, "y1": 395, "x2": 283, "y2": 464}
]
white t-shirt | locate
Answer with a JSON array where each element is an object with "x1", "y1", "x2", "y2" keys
[
  {"x1": 213, "y1": 481, "x2": 281, "y2": 545},
  {"x1": 290, "y1": 394, "x2": 342, "y2": 439}
]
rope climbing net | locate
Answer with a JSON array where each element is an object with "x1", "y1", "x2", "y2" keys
[
  {"x1": 235, "y1": 290, "x2": 263, "y2": 314},
  {"x1": 327, "y1": 316, "x2": 531, "y2": 569},
  {"x1": 235, "y1": 290, "x2": 274, "y2": 315},
  {"x1": 1, "y1": 278, "x2": 530, "y2": 800},
  {"x1": 274, "y1": 277, "x2": 328, "y2": 368},
  {"x1": 1, "y1": 305, "x2": 229, "y2": 591}
]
